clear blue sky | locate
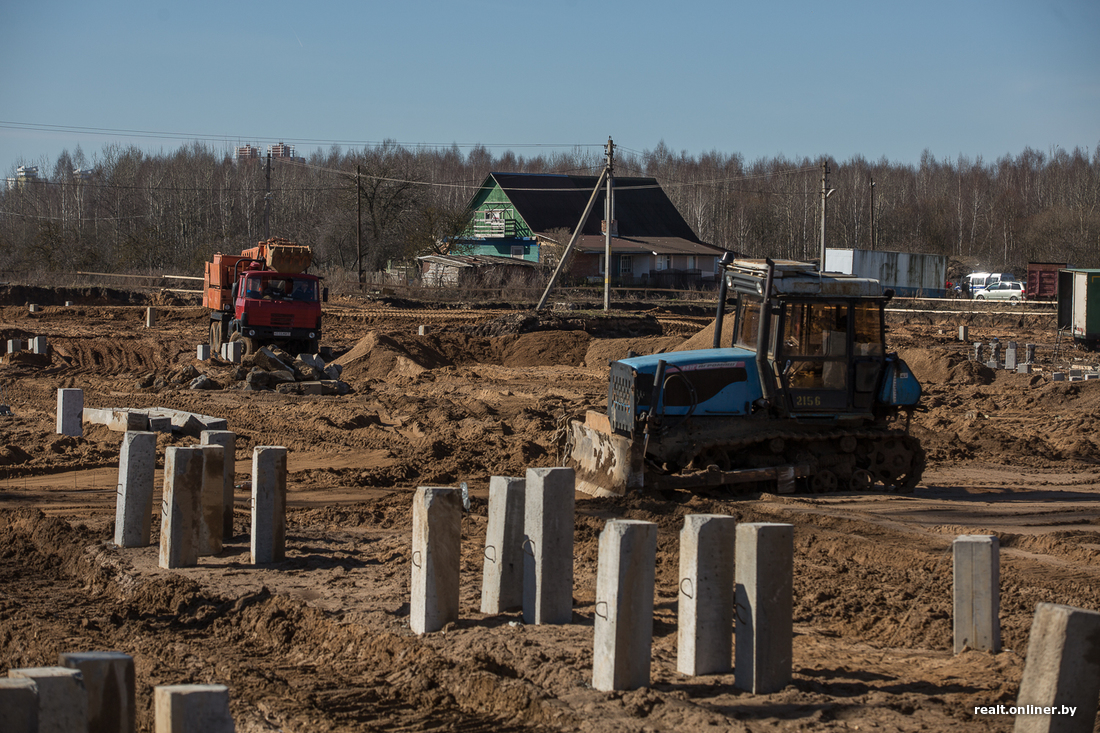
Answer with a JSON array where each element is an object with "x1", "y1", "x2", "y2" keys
[{"x1": 2, "y1": 0, "x2": 1097, "y2": 176}]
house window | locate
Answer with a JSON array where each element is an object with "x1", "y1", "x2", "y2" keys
[
  {"x1": 620, "y1": 255, "x2": 632, "y2": 276},
  {"x1": 686, "y1": 256, "x2": 696, "y2": 270},
  {"x1": 655, "y1": 255, "x2": 671, "y2": 271},
  {"x1": 511, "y1": 245, "x2": 524, "y2": 259}
]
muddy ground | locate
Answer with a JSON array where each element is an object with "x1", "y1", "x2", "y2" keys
[{"x1": 2, "y1": 288, "x2": 1100, "y2": 732}]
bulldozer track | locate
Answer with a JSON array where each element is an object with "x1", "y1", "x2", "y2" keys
[{"x1": 677, "y1": 427, "x2": 926, "y2": 495}]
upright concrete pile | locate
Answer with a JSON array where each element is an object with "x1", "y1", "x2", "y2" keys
[
  {"x1": 251, "y1": 446, "x2": 288, "y2": 564},
  {"x1": 154, "y1": 684, "x2": 235, "y2": 733},
  {"x1": 200, "y1": 430, "x2": 237, "y2": 540},
  {"x1": 6, "y1": 666, "x2": 87, "y2": 733},
  {"x1": 59, "y1": 651, "x2": 135, "y2": 733},
  {"x1": 160, "y1": 446, "x2": 204, "y2": 569},
  {"x1": 199, "y1": 445, "x2": 225, "y2": 556},
  {"x1": 0, "y1": 677, "x2": 38, "y2": 733},
  {"x1": 592, "y1": 519, "x2": 657, "y2": 691},
  {"x1": 735, "y1": 522, "x2": 794, "y2": 694},
  {"x1": 1014, "y1": 603, "x2": 1100, "y2": 733},
  {"x1": 480, "y1": 476, "x2": 525, "y2": 614},
  {"x1": 56, "y1": 388, "x2": 83, "y2": 437},
  {"x1": 523, "y1": 467, "x2": 575, "y2": 625},
  {"x1": 114, "y1": 431, "x2": 157, "y2": 548},
  {"x1": 953, "y1": 534, "x2": 1000, "y2": 653},
  {"x1": 677, "y1": 514, "x2": 736, "y2": 676},
  {"x1": 410, "y1": 486, "x2": 461, "y2": 634}
]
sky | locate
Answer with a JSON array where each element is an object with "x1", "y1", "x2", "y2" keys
[{"x1": 2, "y1": 0, "x2": 1098, "y2": 176}]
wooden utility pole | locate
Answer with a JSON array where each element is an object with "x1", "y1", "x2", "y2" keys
[
  {"x1": 869, "y1": 174, "x2": 876, "y2": 251},
  {"x1": 356, "y1": 165, "x2": 363, "y2": 284},
  {"x1": 263, "y1": 152, "x2": 272, "y2": 239},
  {"x1": 818, "y1": 161, "x2": 832, "y2": 271},
  {"x1": 603, "y1": 137, "x2": 615, "y2": 311}
]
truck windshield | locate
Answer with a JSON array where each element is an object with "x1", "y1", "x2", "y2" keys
[{"x1": 242, "y1": 276, "x2": 317, "y2": 302}]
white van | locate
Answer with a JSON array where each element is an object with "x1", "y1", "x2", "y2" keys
[{"x1": 966, "y1": 272, "x2": 1014, "y2": 292}]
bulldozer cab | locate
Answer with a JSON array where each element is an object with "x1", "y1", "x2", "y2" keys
[{"x1": 729, "y1": 261, "x2": 888, "y2": 418}]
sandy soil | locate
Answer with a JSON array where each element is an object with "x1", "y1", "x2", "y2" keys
[{"x1": 2, "y1": 289, "x2": 1099, "y2": 732}]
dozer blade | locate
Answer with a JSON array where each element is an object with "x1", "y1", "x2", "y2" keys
[{"x1": 566, "y1": 412, "x2": 644, "y2": 497}]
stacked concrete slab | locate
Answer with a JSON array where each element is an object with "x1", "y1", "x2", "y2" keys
[
  {"x1": 523, "y1": 467, "x2": 575, "y2": 625},
  {"x1": 410, "y1": 487, "x2": 462, "y2": 634},
  {"x1": 114, "y1": 431, "x2": 157, "y2": 548},
  {"x1": 84, "y1": 407, "x2": 226, "y2": 436},
  {"x1": 735, "y1": 522, "x2": 794, "y2": 694},
  {"x1": 480, "y1": 476, "x2": 525, "y2": 614},
  {"x1": 677, "y1": 514, "x2": 736, "y2": 676},
  {"x1": 592, "y1": 519, "x2": 657, "y2": 691}
]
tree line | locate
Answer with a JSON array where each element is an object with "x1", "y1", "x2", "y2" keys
[{"x1": 2, "y1": 140, "x2": 1097, "y2": 281}]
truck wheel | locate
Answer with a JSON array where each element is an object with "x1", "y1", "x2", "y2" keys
[
  {"x1": 229, "y1": 332, "x2": 258, "y2": 357},
  {"x1": 209, "y1": 320, "x2": 224, "y2": 352}
]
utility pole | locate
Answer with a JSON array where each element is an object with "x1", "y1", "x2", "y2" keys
[
  {"x1": 356, "y1": 165, "x2": 363, "y2": 284},
  {"x1": 263, "y1": 152, "x2": 272, "y2": 239},
  {"x1": 869, "y1": 174, "x2": 876, "y2": 251},
  {"x1": 818, "y1": 161, "x2": 833, "y2": 271},
  {"x1": 603, "y1": 137, "x2": 615, "y2": 311}
]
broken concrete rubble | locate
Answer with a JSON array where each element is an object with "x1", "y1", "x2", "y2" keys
[{"x1": 83, "y1": 407, "x2": 228, "y2": 436}]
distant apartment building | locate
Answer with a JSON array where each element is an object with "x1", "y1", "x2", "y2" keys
[
  {"x1": 5, "y1": 165, "x2": 39, "y2": 190},
  {"x1": 235, "y1": 144, "x2": 261, "y2": 161},
  {"x1": 234, "y1": 143, "x2": 302, "y2": 163}
]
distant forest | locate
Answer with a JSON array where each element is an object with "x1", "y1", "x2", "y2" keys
[{"x1": 2, "y1": 140, "x2": 1097, "y2": 281}]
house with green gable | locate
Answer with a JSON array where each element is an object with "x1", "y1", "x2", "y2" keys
[{"x1": 452, "y1": 172, "x2": 728, "y2": 287}]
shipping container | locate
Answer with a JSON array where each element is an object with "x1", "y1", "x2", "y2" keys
[
  {"x1": 824, "y1": 249, "x2": 948, "y2": 297},
  {"x1": 1057, "y1": 268, "x2": 1100, "y2": 348},
  {"x1": 1026, "y1": 262, "x2": 1066, "y2": 300}
]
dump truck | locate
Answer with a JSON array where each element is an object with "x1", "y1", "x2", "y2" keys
[
  {"x1": 204, "y1": 237, "x2": 325, "y2": 356},
  {"x1": 566, "y1": 257, "x2": 925, "y2": 496}
]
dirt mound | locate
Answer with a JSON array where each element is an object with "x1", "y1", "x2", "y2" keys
[
  {"x1": 674, "y1": 316, "x2": 732, "y2": 351},
  {"x1": 898, "y1": 347, "x2": 995, "y2": 386},
  {"x1": 0, "y1": 285, "x2": 152, "y2": 307},
  {"x1": 332, "y1": 332, "x2": 451, "y2": 383},
  {"x1": 584, "y1": 335, "x2": 685, "y2": 367},
  {"x1": 497, "y1": 331, "x2": 591, "y2": 367}
]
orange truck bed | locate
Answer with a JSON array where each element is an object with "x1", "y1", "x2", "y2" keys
[{"x1": 241, "y1": 237, "x2": 312, "y2": 274}]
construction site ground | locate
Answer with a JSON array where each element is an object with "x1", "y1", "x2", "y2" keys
[{"x1": 2, "y1": 288, "x2": 1099, "y2": 732}]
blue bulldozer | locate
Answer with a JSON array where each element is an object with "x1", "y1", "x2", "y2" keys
[{"x1": 566, "y1": 257, "x2": 925, "y2": 496}]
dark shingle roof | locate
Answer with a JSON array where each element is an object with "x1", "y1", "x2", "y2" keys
[{"x1": 489, "y1": 173, "x2": 703, "y2": 242}]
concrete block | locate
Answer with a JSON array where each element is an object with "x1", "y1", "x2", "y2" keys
[
  {"x1": 31, "y1": 335, "x2": 48, "y2": 355},
  {"x1": 1005, "y1": 348, "x2": 1018, "y2": 371},
  {"x1": 1051, "y1": 372, "x2": 1065, "y2": 382},
  {"x1": 153, "y1": 684, "x2": 234, "y2": 733},
  {"x1": 7, "y1": 338, "x2": 22, "y2": 354},
  {"x1": 197, "y1": 344, "x2": 211, "y2": 361},
  {"x1": 251, "y1": 446, "x2": 287, "y2": 564},
  {"x1": 140, "y1": 408, "x2": 228, "y2": 437},
  {"x1": 592, "y1": 519, "x2": 658, "y2": 691},
  {"x1": 418, "y1": 325, "x2": 427, "y2": 336},
  {"x1": 220, "y1": 341, "x2": 242, "y2": 364},
  {"x1": 85, "y1": 408, "x2": 149, "y2": 432},
  {"x1": 958, "y1": 325, "x2": 968, "y2": 342},
  {"x1": 1026, "y1": 343, "x2": 1036, "y2": 363},
  {"x1": 1014, "y1": 603, "x2": 1100, "y2": 733},
  {"x1": 1087, "y1": 374, "x2": 1100, "y2": 381},
  {"x1": 953, "y1": 535, "x2": 1000, "y2": 653},
  {"x1": 201, "y1": 430, "x2": 236, "y2": 541},
  {"x1": 114, "y1": 431, "x2": 157, "y2": 548},
  {"x1": 8, "y1": 666, "x2": 87, "y2": 733},
  {"x1": 159, "y1": 446, "x2": 204, "y2": 569},
  {"x1": 1018, "y1": 364, "x2": 1033, "y2": 375},
  {"x1": 145, "y1": 307, "x2": 156, "y2": 328},
  {"x1": 735, "y1": 522, "x2": 794, "y2": 694},
  {"x1": 59, "y1": 651, "x2": 135, "y2": 733},
  {"x1": 65, "y1": 300, "x2": 74, "y2": 306},
  {"x1": 1069, "y1": 368, "x2": 1084, "y2": 379},
  {"x1": 56, "y1": 387, "x2": 83, "y2": 437},
  {"x1": 677, "y1": 514, "x2": 737, "y2": 676},
  {"x1": 480, "y1": 476, "x2": 525, "y2": 614},
  {"x1": 0, "y1": 677, "x2": 38, "y2": 733},
  {"x1": 522, "y1": 467, "x2": 576, "y2": 625},
  {"x1": 148, "y1": 416, "x2": 173, "y2": 433},
  {"x1": 411, "y1": 487, "x2": 462, "y2": 634},
  {"x1": 986, "y1": 360, "x2": 999, "y2": 370},
  {"x1": 28, "y1": 303, "x2": 40, "y2": 313},
  {"x1": 198, "y1": 445, "x2": 224, "y2": 556}
]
